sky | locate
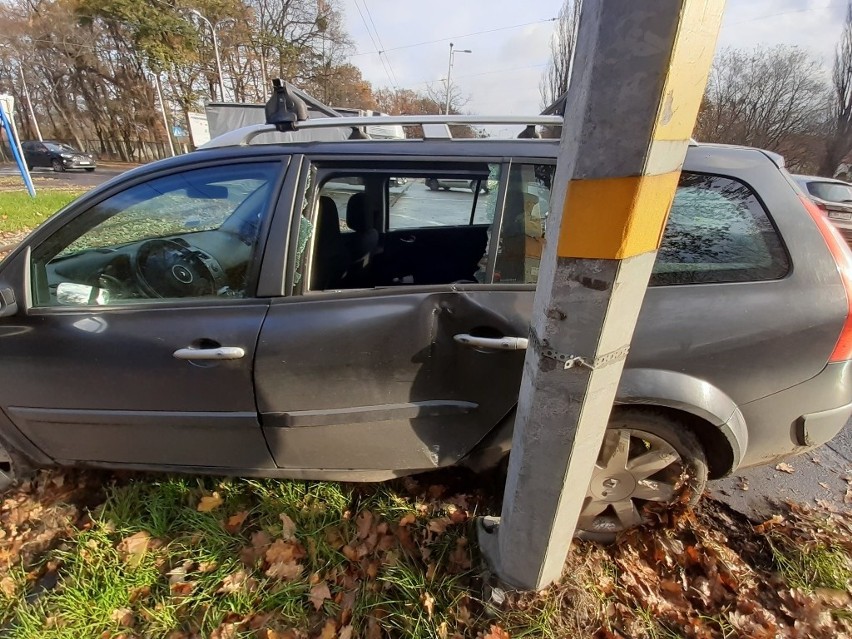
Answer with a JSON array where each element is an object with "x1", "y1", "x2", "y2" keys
[{"x1": 340, "y1": 0, "x2": 849, "y2": 117}]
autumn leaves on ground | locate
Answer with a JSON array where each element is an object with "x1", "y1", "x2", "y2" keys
[{"x1": 0, "y1": 470, "x2": 850, "y2": 639}]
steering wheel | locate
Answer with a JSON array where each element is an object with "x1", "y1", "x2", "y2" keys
[{"x1": 134, "y1": 238, "x2": 227, "y2": 299}]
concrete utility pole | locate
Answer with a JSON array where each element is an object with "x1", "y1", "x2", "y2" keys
[{"x1": 478, "y1": 0, "x2": 725, "y2": 590}]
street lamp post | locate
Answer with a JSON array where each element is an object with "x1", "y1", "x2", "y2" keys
[
  {"x1": 445, "y1": 42, "x2": 471, "y2": 115},
  {"x1": 190, "y1": 9, "x2": 227, "y2": 102}
]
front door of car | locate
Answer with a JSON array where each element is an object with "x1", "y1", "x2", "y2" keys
[
  {"x1": 0, "y1": 159, "x2": 288, "y2": 469},
  {"x1": 253, "y1": 160, "x2": 532, "y2": 476}
]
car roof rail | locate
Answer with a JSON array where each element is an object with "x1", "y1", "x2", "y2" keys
[{"x1": 201, "y1": 115, "x2": 565, "y2": 149}]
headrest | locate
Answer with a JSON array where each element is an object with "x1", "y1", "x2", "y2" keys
[{"x1": 346, "y1": 192, "x2": 371, "y2": 232}]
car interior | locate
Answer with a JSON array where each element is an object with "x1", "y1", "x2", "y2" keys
[{"x1": 305, "y1": 165, "x2": 511, "y2": 291}]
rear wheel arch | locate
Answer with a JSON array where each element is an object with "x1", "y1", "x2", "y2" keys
[
  {"x1": 463, "y1": 400, "x2": 740, "y2": 480},
  {"x1": 609, "y1": 404, "x2": 735, "y2": 479}
]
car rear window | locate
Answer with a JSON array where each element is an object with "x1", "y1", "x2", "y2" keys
[
  {"x1": 651, "y1": 173, "x2": 789, "y2": 286},
  {"x1": 806, "y1": 180, "x2": 852, "y2": 204}
]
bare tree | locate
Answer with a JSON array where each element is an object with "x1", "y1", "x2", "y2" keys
[
  {"x1": 694, "y1": 46, "x2": 829, "y2": 172},
  {"x1": 821, "y1": 1, "x2": 852, "y2": 176},
  {"x1": 539, "y1": 0, "x2": 581, "y2": 110}
]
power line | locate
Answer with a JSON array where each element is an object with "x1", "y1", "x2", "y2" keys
[
  {"x1": 728, "y1": 0, "x2": 847, "y2": 26},
  {"x1": 351, "y1": 0, "x2": 397, "y2": 88},
  {"x1": 361, "y1": 0, "x2": 400, "y2": 88},
  {"x1": 350, "y1": 17, "x2": 557, "y2": 57},
  {"x1": 407, "y1": 62, "x2": 548, "y2": 88}
]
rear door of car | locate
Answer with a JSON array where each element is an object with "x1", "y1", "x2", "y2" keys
[{"x1": 253, "y1": 155, "x2": 531, "y2": 476}]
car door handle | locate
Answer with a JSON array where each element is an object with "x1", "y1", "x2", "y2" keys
[
  {"x1": 173, "y1": 346, "x2": 246, "y2": 360},
  {"x1": 453, "y1": 334, "x2": 529, "y2": 351}
]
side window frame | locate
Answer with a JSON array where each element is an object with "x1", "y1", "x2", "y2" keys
[
  {"x1": 290, "y1": 157, "x2": 512, "y2": 296},
  {"x1": 27, "y1": 157, "x2": 289, "y2": 311}
]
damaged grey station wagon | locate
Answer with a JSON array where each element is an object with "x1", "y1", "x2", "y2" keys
[{"x1": 1, "y1": 98, "x2": 851, "y2": 538}]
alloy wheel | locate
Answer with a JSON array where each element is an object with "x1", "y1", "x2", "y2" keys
[{"x1": 578, "y1": 428, "x2": 685, "y2": 535}]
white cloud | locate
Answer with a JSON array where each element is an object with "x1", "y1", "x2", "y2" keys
[{"x1": 342, "y1": 0, "x2": 846, "y2": 117}]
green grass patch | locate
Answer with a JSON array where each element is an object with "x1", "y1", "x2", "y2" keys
[
  {"x1": 0, "y1": 475, "x2": 519, "y2": 639},
  {"x1": 769, "y1": 535, "x2": 852, "y2": 593},
  {"x1": 0, "y1": 191, "x2": 82, "y2": 233}
]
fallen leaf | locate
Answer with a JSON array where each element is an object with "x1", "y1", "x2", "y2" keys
[
  {"x1": 110, "y1": 607, "x2": 134, "y2": 627},
  {"x1": 0, "y1": 577, "x2": 16, "y2": 597},
  {"x1": 218, "y1": 569, "x2": 258, "y2": 594},
  {"x1": 170, "y1": 581, "x2": 194, "y2": 597},
  {"x1": 225, "y1": 510, "x2": 249, "y2": 533},
  {"x1": 128, "y1": 585, "x2": 150, "y2": 603},
  {"x1": 117, "y1": 531, "x2": 151, "y2": 567},
  {"x1": 341, "y1": 545, "x2": 359, "y2": 562},
  {"x1": 318, "y1": 619, "x2": 337, "y2": 639},
  {"x1": 338, "y1": 626, "x2": 353, "y2": 639},
  {"x1": 421, "y1": 592, "x2": 435, "y2": 618},
  {"x1": 279, "y1": 513, "x2": 297, "y2": 540},
  {"x1": 818, "y1": 482, "x2": 830, "y2": 490},
  {"x1": 775, "y1": 463, "x2": 795, "y2": 474},
  {"x1": 815, "y1": 587, "x2": 851, "y2": 607},
  {"x1": 167, "y1": 565, "x2": 188, "y2": 585},
  {"x1": 210, "y1": 622, "x2": 239, "y2": 639},
  {"x1": 356, "y1": 511, "x2": 374, "y2": 539},
  {"x1": 846, "y1": 488, "x2": 852, "y2": 504},
  {"x1": 310, "y1": 581, "x2": 332, "y2": 611},
  {"x1": 266, "y1": 559, "x2": 303, "y2": 580},
  {"x1": 437, "y1": 621, "x2": 448, "y2": 639},
  {"x1": 325, "y1": 527, "x2": 345, "y2": 550},
  {"x1": 197, "y1": 492, "x2": 224, "y2": 512},
  {"x1": 427, "y1": 518, "x2": 450, "y2": 534},
  {"x1": 398, "y1": 513, "x2": 416, "y2": 527},
  {"x1": 482, "y1": 624, "x2": 510, "y2": 639},
  {"x1": 198, "y1": 561, "x2": 218, "y2": 573},
  {"x1": 266, "y1": 539, "x2": 304, "y2": 564}
]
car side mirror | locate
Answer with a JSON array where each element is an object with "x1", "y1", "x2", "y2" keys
[
  {"x1": 56, "y1": 282, "x2": 110, "y2": 306},
  {"x1": 0, "y1": 287, "x2": 18, "y2": 317}
]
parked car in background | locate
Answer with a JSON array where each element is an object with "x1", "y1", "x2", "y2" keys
[
  {"x1": 425, "y1": 177, "x2": 489, "y2": 193},
  {"x1": 0, "y1": 117, "x2": 851, "y2": 541},
  {"x1": 793, "y1": 174, "x2": 852, "y2": 241},
  {"x1": 21, "y1": 140, "x2": 96, "y2": 172}
]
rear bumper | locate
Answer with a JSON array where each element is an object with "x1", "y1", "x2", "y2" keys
[
  {"x1": 795, "y1": 401, "x2": 852, "y2": 447},
  {"x1": 736, "y1": 360, "x2": 852, "y2": 469}
]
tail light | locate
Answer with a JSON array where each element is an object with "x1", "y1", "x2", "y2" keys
[{"x1": 800, "y1": 194, "x2": 852, "y2": 362}]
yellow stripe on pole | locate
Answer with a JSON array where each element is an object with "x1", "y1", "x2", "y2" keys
[
  {"x1": 557, "y1": 0, "x2": 725, "y2": 260},
  {"x1": 557, "y1": 172, "x2": 681, "y2": 260}
]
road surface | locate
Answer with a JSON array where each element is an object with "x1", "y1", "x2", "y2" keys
[
  {"x1": 711, "y1": 416, "x2": 852, "y2": 518},
  {"x1": 0, "y1": 163, "x2": 129, "y2": 189}
]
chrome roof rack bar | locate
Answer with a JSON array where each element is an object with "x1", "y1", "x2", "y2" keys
[{"x1": 201, "y1": 115, "x2": 564, "y2": 149}]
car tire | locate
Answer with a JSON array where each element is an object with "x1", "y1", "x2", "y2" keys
[
  {"x1": 85, "y1": 168, "x2": 95, "y2": 172},
  {"x1": 427, "y1": 179, "x2": 439, "y2": 191},
  {"x1": 470, "y1": 181, "x2": 478, "y2": 193},
  {"x1": 51, "y1": 159, "x2": 64, "y2": 172},
  {"x1": 0, "y1": 440, "x2": 30, "y2": 494},
  {"x1": 576, "y1": 409, "x2": 708, "y2": 542}
]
